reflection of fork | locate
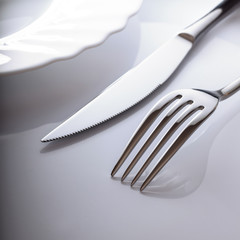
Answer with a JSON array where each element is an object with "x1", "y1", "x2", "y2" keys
[{"x1": 111, "y1": 77, "x2": 240, "y2": 191}]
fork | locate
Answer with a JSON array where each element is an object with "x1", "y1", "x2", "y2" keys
[{"x1": 111, "y1": 77, "x2": 240, "y2": 191}]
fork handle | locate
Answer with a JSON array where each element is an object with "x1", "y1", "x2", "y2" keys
[
  {"x1": 219, "y1": 76, "x2": 240, "y2": 100},
  {"x1": 179, "y1": 0, "x2": 240, "y2": 43}
]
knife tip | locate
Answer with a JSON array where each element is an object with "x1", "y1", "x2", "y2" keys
[
  {"x1": 40, "y1": 129, "x2": 81, "y2": 143},
  {"x1": 41, "y1": 136, "x2": 52, "y2": 142},
  {"x1": 41, "y1": 132, "x2": 59, "y2": 142}
]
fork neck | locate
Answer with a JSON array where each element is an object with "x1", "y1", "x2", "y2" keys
[
  {"x1": 179, "y1": 0, "x2": 240, "y2": 43},
  {"x1": 217, "y1": 76, "x2": 240, "y2": 101}
]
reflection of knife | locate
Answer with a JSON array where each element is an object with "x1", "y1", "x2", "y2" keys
[{"x1": 41, "y1": 0, "x2": 239, "y2": 142}]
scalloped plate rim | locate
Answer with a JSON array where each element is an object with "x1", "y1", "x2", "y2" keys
[{"x1": 0, "y1": 0, "x2": 143, "y2": 75}]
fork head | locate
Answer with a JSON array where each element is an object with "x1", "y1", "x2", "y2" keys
[{"x1": 111, "y1": 88, "x2": 219, "y2": 191}]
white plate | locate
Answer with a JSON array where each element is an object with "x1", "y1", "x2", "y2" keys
[
  {"x1": 1, "y1": 0, "x2": 240, "y2": 240},
  {"x1": 0, "y1": 0, "x2": 142, "y2": 75}
]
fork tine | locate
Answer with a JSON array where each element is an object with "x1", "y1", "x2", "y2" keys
[
  {"x1": 111, "y1": 110, "x2": 160, "y2": 177},
  {"x1": 131, "y1": 105, "x2": 203, "y2": 186},
  {"x1": 111, "y1": 94, "x2": 181, "y2": 177},
  {"x1": 140, "y1": 123, "x2": 202, "y2": 191},
  {"x1": 121, "y1": 100, "x2": 193, "y2": 181},
  {"x1": 139, "y1": 107, "x2": 207, "y2": 191}
]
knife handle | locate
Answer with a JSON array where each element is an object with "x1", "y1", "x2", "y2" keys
[{"x1": 179, "y1": 0, "x2": 240, "y2": 43}]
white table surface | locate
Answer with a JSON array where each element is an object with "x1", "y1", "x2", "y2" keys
[{"x1": 1, "y1": 0, "x2": 240, "y2": 239}]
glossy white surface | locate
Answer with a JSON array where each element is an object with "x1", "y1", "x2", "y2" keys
[
  {"x1": 1, "y1": 0, "x2": 240, "y2": 239},
  {"x1": 0, "y1": 0, "x2": 142, "y2": 74},
  {"x1": 0, "y1": 0, "x2": 51, "y2": 37}
]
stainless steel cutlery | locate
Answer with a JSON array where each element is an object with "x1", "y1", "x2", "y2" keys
[
  {"x1": 41, "y1": 0, "x2": 239, "y2": 142},
  {"x1": 40, "y1": 0, "x2": 240, "y2": 192},
  {"x1": 111, "y1": 76, "x2": 240, "y2": 191}
]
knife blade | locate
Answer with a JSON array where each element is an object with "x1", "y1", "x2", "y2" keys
[{"x1": 41, "y1": 0, "x2": 239, "y2": 142}]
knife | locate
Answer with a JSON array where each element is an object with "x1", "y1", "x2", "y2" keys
[{"x1": 41, "y1": 0, "x2": 239, "y2": 142}]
